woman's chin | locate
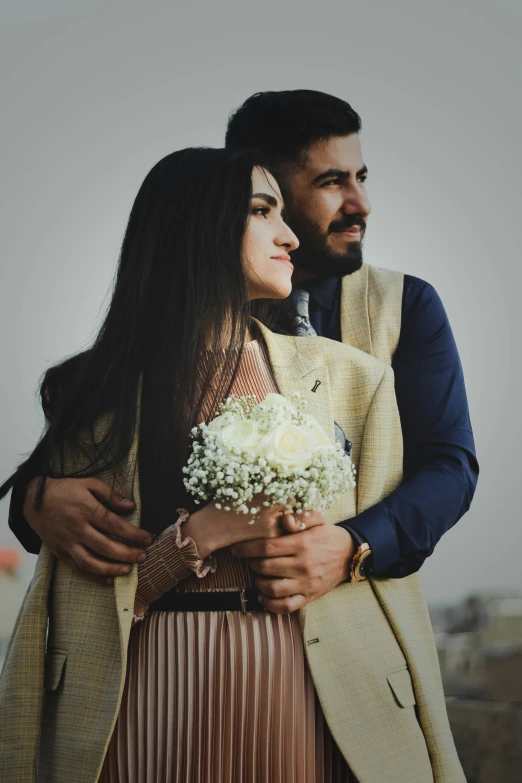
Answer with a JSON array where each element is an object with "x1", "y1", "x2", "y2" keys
[
  {"x1": 248, "y1": 275, "x2": 293, "y2": 301},
  {"x1": 266, "y1": 279, "x2": 293, "y2": 300}
]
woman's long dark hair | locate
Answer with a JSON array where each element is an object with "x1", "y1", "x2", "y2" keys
[{"x1": 0, "y1": 147, "x2": 292, "y2": 532}]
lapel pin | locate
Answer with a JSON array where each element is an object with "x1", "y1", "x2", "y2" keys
[{"x1": 311, "y1": 380, "x2": 321, "y2": 393}]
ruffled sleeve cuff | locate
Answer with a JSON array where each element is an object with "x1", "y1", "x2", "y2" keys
[
  {"x1": 172, "y1": 508, "x2": 217, "y2": 578},
  {"x1": 133, "y1": 508, "x2": 217, "y2": 623}
]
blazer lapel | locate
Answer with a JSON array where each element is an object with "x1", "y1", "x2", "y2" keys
[
  {"x1": 114, "y1": 429, "x2": 141, "y2": 656},
  {"x1": 255, "y1": 322, "x2": 335, "y2": 444},
  {"x1": 340, "y1": 265, "x2": 373, "y2": 355}
]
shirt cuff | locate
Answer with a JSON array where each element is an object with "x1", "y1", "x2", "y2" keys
[
  {"x1": 340, "y1": 524, "x2": 366, "y2": 548},
  {"x1": 336, "y1": 506, "x2": 401, "y2": 575}
]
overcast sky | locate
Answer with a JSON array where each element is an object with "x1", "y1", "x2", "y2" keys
[{"x1": 0, "y1": 0, "x2": 520, "y2": 605}]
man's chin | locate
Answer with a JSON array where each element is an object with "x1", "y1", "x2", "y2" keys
[{"x1": 302, "y1": 252, "x2": 363, "y2": 278}]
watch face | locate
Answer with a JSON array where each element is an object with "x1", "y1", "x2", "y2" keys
[
  {"x1": 351, "y1": 545, "x2": 373, "y2": 583},
  {"x1": 358, "y1": 550, "x2": 373, "y2": 579}
]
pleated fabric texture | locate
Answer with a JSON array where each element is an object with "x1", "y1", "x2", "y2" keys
[
  {"x1": 99, "y1": 610, "x2": 354, "y2": 783},
  {"x1": 99, "y1": 341, "x2": 355, "y2": 782}
]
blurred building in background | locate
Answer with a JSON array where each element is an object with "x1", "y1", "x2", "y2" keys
[
  {"x1": 0, "y1": 547, "x2": 27, "y2": 669},
  {"x1": 431, "y1": 592, "x2": 522, "y2": 782},
  {"x1": 431, "y1": 592, "x2": 522, "y2": 701}
]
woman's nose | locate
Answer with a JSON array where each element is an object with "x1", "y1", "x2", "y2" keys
[{"x1": 279, "y1": 224, "x2": 299, "y2": 252}]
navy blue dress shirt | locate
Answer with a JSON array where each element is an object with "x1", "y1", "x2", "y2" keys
[{"x1": 303, "y1": 274, "x2": 478, "y2": 577}]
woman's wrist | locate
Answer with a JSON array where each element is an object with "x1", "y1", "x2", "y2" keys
[
  {"x1": 182, "y1": 508, "x2": 217, "y2": 560},
  {"x1": 185, "y1": 503, "x2": 250, "y2": 556}
]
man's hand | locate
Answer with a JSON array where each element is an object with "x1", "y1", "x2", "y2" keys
[
  {"x1": 231, "y1": 512, "x2": 356, "y2": 613},
  {"x1": 23, "y1": 476, "x2": 153, "y2": 584}
]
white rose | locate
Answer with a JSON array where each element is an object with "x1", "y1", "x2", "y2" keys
[
  {"x1": 302, "y1": 415, "x2": 332, "y2": 448},
  {"x1": 252, "y1": 393, "x2": 293, "y2": 419},
  {"x1": 262, "y1": 423, "x2": 315, "y2": 471},
  {"x1": 219, "y1": 419, "x2": 263, "y2": 454},
  {"x1": 206, "y1": 412, "x2": 238, "y2": 433}
]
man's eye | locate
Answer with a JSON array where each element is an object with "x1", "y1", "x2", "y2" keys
[
  {"x1": 321, "y1": 179, "x2": 340, "y2": 187},
  {"x1": 252, "y1": 207, "x2": 270, "y2": 218},
  {"x1": 359, "y1": 177, "x2": 368, "y2": 184}
]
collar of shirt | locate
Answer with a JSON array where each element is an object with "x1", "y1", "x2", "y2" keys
[{"x1": 301, "y1": 276, "x2": 341, "y2": 310}]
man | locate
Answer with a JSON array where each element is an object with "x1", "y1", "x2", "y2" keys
[{"x1": 8, "y1": 89, "x2": 478, "y2": 614}]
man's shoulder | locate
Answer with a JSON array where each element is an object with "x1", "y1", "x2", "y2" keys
[
  {"x1": 365, "y1": 266, "x2": 434, "y2": 297},
  {"x1": 363, "y1": 263, "x2": 404, "y2": 289},
  {"x1": 364, "y1": 263, "x2": 403, "y2": 278},
  {"x1": 401, "y1": 274, "x2": 447, "y2": 324},
  {"x1": 364, "y1": 266, "x2": 443, "y2": 314},
  {"x1": 403, "y1": 273, "x2": 437, "y2": 297}
]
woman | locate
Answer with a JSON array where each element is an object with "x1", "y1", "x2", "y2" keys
[{"x1": 0, "y1": 149, "x2": 463, "y2": 783}]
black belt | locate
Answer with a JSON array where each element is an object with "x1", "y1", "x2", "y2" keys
[{"x1": 149, "y1": 588, "x2": 265, "y2": 614}]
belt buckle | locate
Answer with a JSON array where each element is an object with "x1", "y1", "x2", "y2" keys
[{"x1": 240, "y1": 588, "x2": 253, "y2": 614}]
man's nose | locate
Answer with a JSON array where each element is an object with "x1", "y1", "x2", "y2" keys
[{"x1": 342, "y1": 188, "x2": 371, "y2": 217}]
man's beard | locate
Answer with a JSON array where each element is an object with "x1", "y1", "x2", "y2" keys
[{"x1": 289, "y1": 213, "x2": 366, "y2": 278}]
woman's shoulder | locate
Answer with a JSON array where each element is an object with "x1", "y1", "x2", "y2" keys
[
  {"x1": 295, "y1": 333, "x2": 377, "y2": 362},
  {"x1": 298, "y1": 333, "x2": 390, "y2": 375},
  {"x1": 255, "y1": 321, "x2": 391, "y2": 383},
  {"x1": 298, "y1": 335, "x2": 393, "y2": 392}
]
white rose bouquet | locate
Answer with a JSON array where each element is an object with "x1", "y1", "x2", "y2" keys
[{"x1": 183, "y1": 392, "x2": 356, "y2": 522}]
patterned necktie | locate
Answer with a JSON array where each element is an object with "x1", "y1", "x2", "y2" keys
[{"x1": 291, "y1": 288, "x2": 318, "y2": 337}]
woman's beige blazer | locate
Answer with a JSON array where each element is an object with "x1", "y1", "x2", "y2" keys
[{"x1": 0, "y1": 314, "x2": 465, "y2": 782}]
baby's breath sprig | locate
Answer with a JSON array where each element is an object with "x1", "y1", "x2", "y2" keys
[
  {"x1": 286, "y1": 392, "x2": 308, "y2": 425},
  {"x1": 218, "y1": 394, "x2": 258, "y2": 420}
]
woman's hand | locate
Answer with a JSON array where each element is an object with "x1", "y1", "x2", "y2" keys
[
  {"x1": 23, "y1": 476, "x2": 154, "y2": 583},
  {"x1": 183, "y1": 501, "x2": 322, "y2": 560}
]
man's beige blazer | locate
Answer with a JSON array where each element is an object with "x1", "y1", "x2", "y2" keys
[{"x1": 0, "y1": 268, "x2": 464, "y2": 783}]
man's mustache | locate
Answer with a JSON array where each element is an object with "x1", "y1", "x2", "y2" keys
[{"x1": 328, "y1": 214, "x2": 367, "y2": 234}]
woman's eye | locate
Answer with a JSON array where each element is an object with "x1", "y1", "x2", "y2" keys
[{"x1": 252, "y1": 207, "x2": 270, "y2": 218}]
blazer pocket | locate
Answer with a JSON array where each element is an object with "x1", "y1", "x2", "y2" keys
[
  {"x1": 44, "y1": 648, "x2": 68, "y2": 691},
  {"x1": 386, "y1": 667, "x2": 416, "y2": 708}
]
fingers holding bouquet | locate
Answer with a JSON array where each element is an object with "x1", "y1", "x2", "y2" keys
[
  {"x1": 279, "y1": 508, "x2": 326, "y2": 534},
  {"x1": 248, "y1": 494, "x2": 319, "y2": 537}
]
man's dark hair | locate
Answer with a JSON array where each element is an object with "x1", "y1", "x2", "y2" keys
[{"x1": 225, "y1": 89, "x2": 362, "y2": 169}]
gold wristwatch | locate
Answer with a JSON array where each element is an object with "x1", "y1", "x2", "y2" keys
[{"x1": 349, "y1": 541, "x2": 373, "y2": 582}]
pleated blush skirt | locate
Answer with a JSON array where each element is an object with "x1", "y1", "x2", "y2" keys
[{"x1": 99, "y1": 609, "x2": 354, "y2": 783}]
